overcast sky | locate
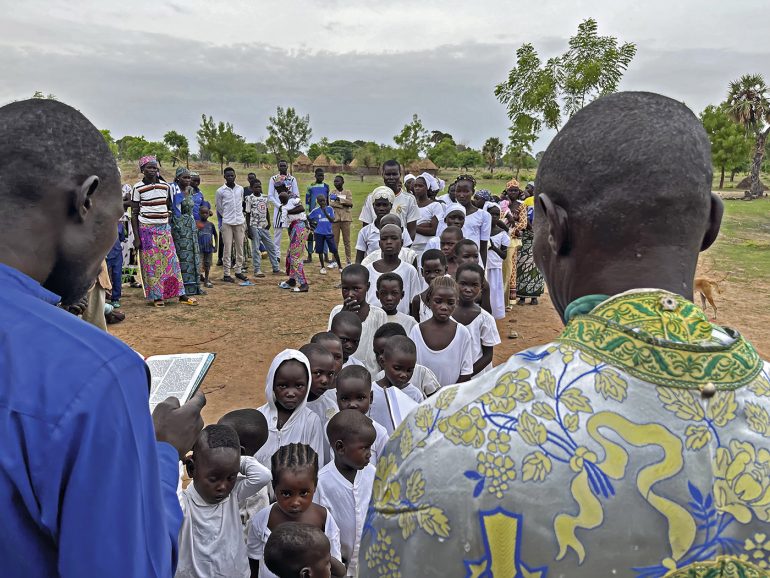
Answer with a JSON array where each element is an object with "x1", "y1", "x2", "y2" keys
[{"x1": 1, "y1": 0, "x2": 768, "y2": 153}]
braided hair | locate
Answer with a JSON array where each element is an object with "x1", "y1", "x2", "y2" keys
[
  {"x1": 454, "y1": 174, "x2": 476, "y2": 189},
  {"x1": 425, "y1": 275, "x2": 458, "y2": 303},
  {"x1": 270, "y1": 443, "x2": 319, "y2": 488}
]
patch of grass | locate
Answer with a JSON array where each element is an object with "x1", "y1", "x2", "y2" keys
[{"x1": 704, "y1": 197, "x2": 770, "y2": 280}]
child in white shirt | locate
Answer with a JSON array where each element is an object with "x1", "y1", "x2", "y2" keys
[
  {"x1": 485, "y1": 203, "x2": 510, "y2": 319},
  {"x1": 315, "y1": 410, "x2": 377, "y2": 577},
  {"x1": 375, "y1": 272, "x2": 418, "y2": 334},
  {"x1": 372, "y1": 322, "x2": 441, "y2": 398},
  {"x1": 335, "y1": 366, "x2": 389, "y2": 463},
  {"x1": 364, "y1": 224, "x2": 421, "y2": 315},
  {"x1": 263, "y1": 523, "x2": 336, "y2": 578},
  {"x1": 177, "y1": 425, "x2": 272, "y2": 578},
  {"x1": 256, "y1": 350, "x2": 325, "y2": 469},
  {"x1": 301, "y1": 342, "x2": 340, "y2": 464}
]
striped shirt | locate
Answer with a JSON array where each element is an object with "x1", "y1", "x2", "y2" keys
[{"x1": 132, "y1": 181, "x2": 171, "y2": 224}]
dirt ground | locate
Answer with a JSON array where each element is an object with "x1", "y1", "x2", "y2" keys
[{"x1": 109, "y1": 259, "x2": 770, "y2": 425}]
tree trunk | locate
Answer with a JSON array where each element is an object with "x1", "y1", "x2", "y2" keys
[
  {"x1": 515, "y1": 166, "x2": 521, "y2": 179},
  {"x1": 749, "y1": 128, "x2": 768, "y2": 199},
  {"x1": 730, "y1": 169, "x2": 737, "y2": 182},
  {"x1": 719, "y1": 164, "x2": 725, "y2": 190}
]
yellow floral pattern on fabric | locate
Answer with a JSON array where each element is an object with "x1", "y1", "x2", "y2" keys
[{"x1": 361, "y1": 291, "x2": 770, "y2": 578}]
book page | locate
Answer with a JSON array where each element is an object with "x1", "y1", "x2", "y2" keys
[{"x1": 147, "y1": 353, "x2": 213, "y2": 412}]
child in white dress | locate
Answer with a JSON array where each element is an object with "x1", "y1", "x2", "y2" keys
[
  {"x1": 335, "y1": 365, "x2": 389, "y2": 463},
  {"x1": 485, "y1": 203, "x2": 510, "y2": 319}
]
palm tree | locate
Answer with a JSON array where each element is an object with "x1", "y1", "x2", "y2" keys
[
  {"x1": 482, "y1": 137, "x2": 503, "y2": 175},
  {"x1": 726, "y1": 74, "x2": 770, "y2": 199}
]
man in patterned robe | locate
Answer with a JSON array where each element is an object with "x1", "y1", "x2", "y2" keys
[{"x1": 361, "y1": 92, "x2": 770, "y2": 578}]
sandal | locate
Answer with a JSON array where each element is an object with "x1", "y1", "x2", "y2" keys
[
  {"x1": 179, "y1": 297, "x2": 199, "y2": 306},
  {"x1": 292, "y1": 285, "x2": 309, "y2": 293},
  {"x1": 153, "y1": 300, "x2": 165, "y2": 307},
  {"x1": 279, "y1": 281, "x2": 292, "y2": 289}
]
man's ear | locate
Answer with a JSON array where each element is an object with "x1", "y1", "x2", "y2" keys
[
  {"x1": 74, "y1": 175, "x2": 100, "y2": 222},
  {"x1": 701, "y1": 192, "x2": 724, "y2": 251},
  {"x1": 536, "y1": 193, "x2": 569, "y2": 256},
  {"x1": 299, "y1": 568, "x2": 311, "y2": 578}
]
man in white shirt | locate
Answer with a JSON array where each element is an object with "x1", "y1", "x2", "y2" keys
[
  {"x1": 358, "y1": 160, "x2": 419, "y2": 241},
  {"x1": 215, "y1": 167, "x2": 247, "y2": 283},
  {"x1": 267, "y1": 160, "x2": 300, "y2": 260}
]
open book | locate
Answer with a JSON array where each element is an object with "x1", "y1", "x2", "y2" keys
[{"x1": 146, "y1": 353, "x2": 216, "y2": 412}]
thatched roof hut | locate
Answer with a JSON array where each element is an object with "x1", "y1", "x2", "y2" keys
[
  {"x1": 313, "y1": 154, "x2": 339, "y2": 172},
  {"x1": 408, "y1": 158, "x2": 439, "y2": 176},
  {"x1": 294, "y1": 154, "x2": 312, "y2": 173},
  {"x1": 736, "y1": 176, "x2": 768, "y2": 191}
]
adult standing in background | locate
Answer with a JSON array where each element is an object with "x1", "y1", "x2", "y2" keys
[
  {"x1": 0, "y1": 98, "x2": 206, "y2": 577},
  {"x1": 170, "y1": 167, "x2": 204, "y2": 297},
  {"x1": 359, "y1": 160, "x2": 419, "y2": 241},
  {"x1": 216, "y1": 166, "x2": 248, "y2": 283},
  {"x1": 516, "y1": 181, "x2": 544, "y2": 305},
  {"x1": 268, "y1": 160, "x2": 300, "y2": 260},
  {"x1": 330, "y1": 174, "x2": 354, "y2": 266},
  {"x1": 131, "y1": 156, "x2": 195, "y2": 307}
]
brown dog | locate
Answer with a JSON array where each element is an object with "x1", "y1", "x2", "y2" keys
[{"x1": 694, "y1": 272, "x2": 730, "y2": 319}]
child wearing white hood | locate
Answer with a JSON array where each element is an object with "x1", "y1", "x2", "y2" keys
[{"x1": 256, "y1": 350, "x2": 324, "y2": 469}]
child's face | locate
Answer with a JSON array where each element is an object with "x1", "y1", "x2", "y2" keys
[
  {"x1": 341, "y1": 274, "x2": 368, "y2": 306},
  {"x1": 373, "y1": 198, "x2": 392, "y2": 218},
  {"x1": 378, "y1": 226, "x2": 402, "y2": 257},
  {"x1": 333, "y1": 323, "x2": 361, "y2": 361},
  {"x1": 487, "y1": 207, "x2": 501, "y2": 221},
  {"x1": 318, "y1": 338, "x2": 344, "y2": 377},
  {"x1": 457, "y1": 244, "x2": 479, "y2": 265},
  {"x1": 472, "y1": 195, "x2": 486, "y2": 209},
  {"x1": 199, "y1": 207, "x2": 210, "y2": 221},
  {"x1": 372, "y1": 336, "x2": 388, "y2": 369},
  {"x1": 273, "y1": 359, "x2": 309, "y2": 411},
  {"x1": 422, "y1": 259, "x2": 447, "y2": 286},
  {"x1": 430, "y1": 287, "x2": 457, "y2": 321},
  {"x1": 333, "y1": 176, "x2": 343, "y2": 190},
  {"x1": 224, "y1": 170, "x2": 236, "y2": 185},
  {"x1": 315, "y1": 170, "x2": 324, "y2": 183},
  {"x1": 336, "y1": 432, "x2": 376, "y2": 470},
  {"x1": 191, "y1": 176, "x2": 201, "y2": 188},
  {"x1": 376, "y1": 280, "x2": 403, "y2": 314},
  {"x1": 317, "y1": 195, "x2": 327, "y2": 208},
  {"x1": 440, "y1": 233, "x2": 461, "y2": 259},
  {"x1": 382, "y1": 349, "x2": 416, "y2": 389},
  {"x1": 304, "y1": 539, "x2": 332, "y2": 578},
  {"x1": 190, "y1": 446, "x2": 240, "y2": 504},
  {"x1": 308, "y1": 352, "x2": 336, "y2": 398},
  {"x1": 445, "y1": 211, "x2": 465, "y2": 228},
  {"x1": 274, "y1": 467, "x2": 316, "y2": 518},
  {"x1": 336, "y1": 378, "x2": 373, "y2": 414},
  {"x1": 457, "y1": 269, "x2": 483, "y2": 304},
  {"x1": 454, "y1": 183, "x2": 474, "y2": 206},
  {"x1": 253, "y1": 182, "x2": 263, "y2": 195}
]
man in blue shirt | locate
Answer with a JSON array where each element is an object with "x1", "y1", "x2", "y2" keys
[{"x1": 0, "y1": 99, "x2": 205, "y2": 577}]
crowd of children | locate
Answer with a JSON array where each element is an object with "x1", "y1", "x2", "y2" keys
[{"x1": 125, "y1": 160, "x2": 541, "y2": 577}]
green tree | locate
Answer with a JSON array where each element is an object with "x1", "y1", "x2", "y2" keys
[
  {"x1": 430, "y1": 130, "x2": 454, "y2": 145},
  {"x1": 482, "y1": 137, "x2": 503, "y2": 174},
  {"x1": 32, "y1": 91, "x2": 57, "y2": 100},
  {"x1": 457, "y1": 149, "x2": 483, "y2": 172},
  {"x1": 504, "y1": 122, "x2": 537, "y2": 178},
  {"x1": 115, "y1": 135, "x2": 170, "y2": 163},
  {"x1": 726, "y1": 74, "x2": 770, "y2": 198},
  {"x1": 100, "y1": 130, "x2": 119, "y2": 157},
  {"x1": 266, "y1": 107, "x2": 312, "y2": 171},
  {"x1": 495, "y1": 18, "x2": 636, "y2": 139},
  {"x1": 700, "y1": 104, "x2": 753, "y2": 189},
  {"x1": 163, "y1": 130, "x2": 189, "y2": 167},
  {"x1": 196, "y1": 115, "x2": 245, "y2": 174},
  {"x1": 393, "y1": 114, "x2": 429, "y2": 166},
  {"x1": 308, "y1": 137, "x2": 331, "y2": 162},
  {"x1": 328, "y1": 140, "x2": 356, "y2": 165},
  {"x1": 239, "y1": 144, "x2": 260, "y2": 167},
  {"x1": 429, "y1": 138, "x2": 458, "y2": 168},
  {"x1": 353, "y1": 142, "x2": 381, "y2": 169}
]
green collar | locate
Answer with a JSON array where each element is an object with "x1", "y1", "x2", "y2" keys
[
  {"x1": 557, "y1": 289, "x2": 763, "y2": 390},
  {"x1": 563, "y1": 294, "x2": 610, "y2": 323}
]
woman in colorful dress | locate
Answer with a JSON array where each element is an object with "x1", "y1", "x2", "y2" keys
[
  {"x1": 276, "y1": 181, "x2": 310, "y2": 292},
  {"x1": 130, "y1": 156, "x2": 197, "y2": 307},
  {"x1": 502, "y1": 180, "x2": 528, "y2": 309},
  {"x1": 170, "y1": 167, "x2": 203, "y2": 296},
  {"x1": 516, "y1": 182, "x2": 544, "y2": 305}
]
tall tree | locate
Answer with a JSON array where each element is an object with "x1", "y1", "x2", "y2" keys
[
  {"x1": 505, "y1": 121, "x2": 537, "y2": 178},
  {"x1": 197, "y1": 115, "x2": 245, "y2": 174},
  {"x1": 430, "y1": 130, "x2": 454, "y2": 145},
  {"x1": 328, "y1": 140, "x2": 356, "y2": 165},
  {"x1": 266, "y1": 106, "x2": 312, "y2": 172},
  {"x1": 100, "y1": 130, "x2": 119, "y2": 157},
  {"x1": 265, "y1": 135, "x2": 287, "y2": 165},
  {"x1": 457, "y1": 149, "x2": 483, "y2": 172},
  {"x1": 239, "y1": 144, "x2": 260, "y2": 167},
  {"x1": 32, "y1": 91, "x2": 57, "y2": 100},
  {"x1": 353, "y1": 142, "x2": 381, "y2": 169},
  {"x1": 163, "y1": 130, "x2": 189, "y2": 168},
  {"x1": 308, "y1": 137, "x2": 331, "y2": 162},
  {"x1": 482, "y1": 137, "x2": 503, "y2": 174},
  {"x1": 429, "y1": 138, "x2": 458, "y2": 168},
  {"x1": 393, "y1": 114, "x2": 429, "y2": 166},
  {"x1": 726, "y1": 74, "x2": 770, "y2": 198},
  {"x1": 495, "y1": 18, "x2": 636, "y2": 139},
  {"x1": 700, "y1": 104, "x2": 753, "y2": 189}
]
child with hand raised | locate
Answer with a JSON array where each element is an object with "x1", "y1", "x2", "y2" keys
[{"x1": 247, "y1": 444, "x2": 346, "y2": 578}]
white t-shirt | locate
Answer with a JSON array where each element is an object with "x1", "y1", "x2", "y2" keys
[
  {"x1": 486, "y1": 230, "x2": 510, "y2": 270},
  {"x1": 361, "y1": 247, "x2": 418, "y2": 269},
  {"x1": 462, "y1": 208, "x2": 492, "y2": 248},
  {"x1": 359, "y1": 190, "x2": 420, "y2": 229},
  {"x1": 371, "y1": 419, "x2": 389, "y2": 463},
  {"x1": 246, "y1": 505, "x2": 342, "y2": 578},
  {"x1": 314, "y1": 463, "x2": 376, "y2": 577},
  {"x1": 453, "y1": 310, "x2": 501, "y2": 375},
  {"x1": 412, "y1": 202, "x2": 444, "y2": 253},
  {"x1": 409, "y1": 321, "x2": 474, "y2": 387},
  {"x1": 307, "y1": 393, "x2": 340, "y2": 464},
  {"x1": 328, "y1": 304, "x2": 388, "y2": 375},
  {"x1": 365, "y1": 260, "x2": 421, "y2": 315},
  {"x1": 356, "y1": 223, "x2": 413, "y2": 256},
  {"x1": 177, "y1": 457, "x2": 272, "y2": 578},
  {"x1": 386, "y1": 310, "x2": 418, "y2": 334},
  {"x1": 373, "y1": 363, "x2": 441, "y2": 397}
]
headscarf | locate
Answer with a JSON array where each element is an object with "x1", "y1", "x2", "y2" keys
[
  {"x1": 526, "y1": 181, "x2": 535, "y2": 189},
  {"x1": 506, "y1": 178, "x2": 520, "y2": 190},
  {"x1": 443, "y1": 202, "x2": 466, "y2": 217},
  {"x1": 437, "y1": 178, "x2": 446, "y2": 192},
  {"x1": 189, "y1": 171, "x2": 200, "y2": 178},
  {"x1": 404, "y1": 173, "x2": 417, "y2": 183},
  {"x1": 486, "y1": 202, "x2": 502, "y2": 212},
  {"x1": 371, "y1": 186, "x2": 396, "y2": 204},
  {"x1": 475, "y1": 189, "x2": 492, "y2": 202},
  {"x1": 175, "y1": 166, "x2": 190, "y2": 179},
  {"x1": 139, "y1": 155, "x2": 157, "y2": 170},
  {"x1": 417, "y1": 172, "x2": 440, "y2": 192}
]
